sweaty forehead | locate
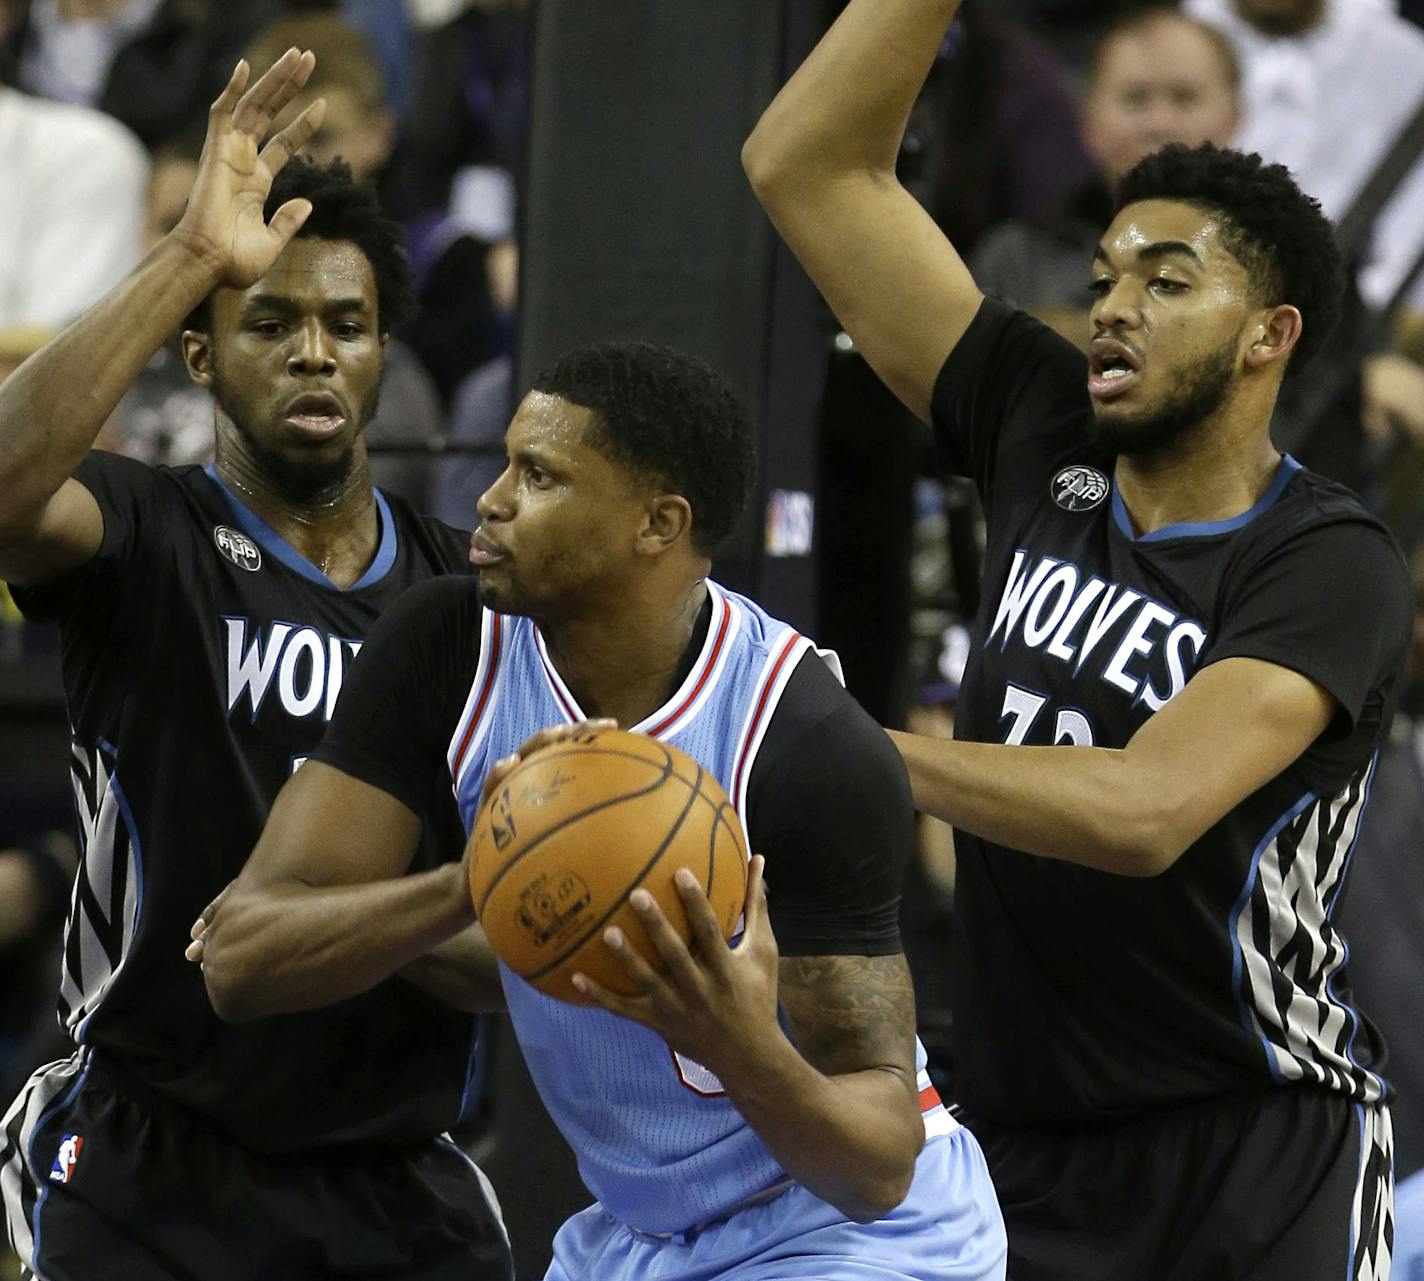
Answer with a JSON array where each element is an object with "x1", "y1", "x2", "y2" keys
[
  {"x1": 242, "y1": 238, "x2": 377, "y2": 307},
  {"x1": 506, "y1": 391, "x2": 601, "y2": 457},
  {"x1": 1100, "y1": 199, "x2": 1239, "y2": 270}
]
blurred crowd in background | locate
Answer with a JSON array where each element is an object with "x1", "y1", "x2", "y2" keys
[{"x1": 3, "y1": 0, "x2": 1424, "y2": 1270}]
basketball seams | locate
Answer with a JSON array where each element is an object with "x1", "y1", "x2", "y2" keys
[
  {"x1": 469, "y1": 732, "x2": 750, "y2": 1000},
  {"x1": 519, "y1": 758, "x2": 707, "y2": 983},
  {"x1": 471, "y1": 743, "x2": 678, "y2": 917}
]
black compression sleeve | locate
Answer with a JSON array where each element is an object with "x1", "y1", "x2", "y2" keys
[
  {"x1": 312, "y1": 576, "x2": 483, "y2": 818},
  {"x1": 745, "y1": 653, "x2": 915, "y2": 956}
]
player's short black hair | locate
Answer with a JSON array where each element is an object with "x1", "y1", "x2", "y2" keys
[
  {"x1": 186, "y1": 156, "x2": 415, "y2": 333},
  {"x1": 1114, "y1": 143, "x2": 1343, "y2": 365},
  {"x1": 530, "y1": 342, "x2": 757, "y2": 557}
]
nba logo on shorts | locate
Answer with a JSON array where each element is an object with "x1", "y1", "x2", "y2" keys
[{"x1": 49, "y1": 1134, "x2": 83, "y2": 1184}]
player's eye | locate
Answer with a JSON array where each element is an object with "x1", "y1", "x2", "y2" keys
[
  {"x1": 1150, "y1": 277, "x2": 1188, "y2": 294},
  {"x1": 251, "y1": 320, "x2": 286, "y2": 336},
  {"x1": 1088, "y1": 278, "x2": 1115, "y2": 298},
  {"x1": 332, "y1": 323, "x2": 365, "y2": 339}
]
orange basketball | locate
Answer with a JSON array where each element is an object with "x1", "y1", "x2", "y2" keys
[{"x1": 466, "y1": 730, "x2": 748, "y2": 1003}]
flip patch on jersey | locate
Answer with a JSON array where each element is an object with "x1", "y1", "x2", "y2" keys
[
  {"x1": 49, "y1": 1134, "x2": 83, "y2": 1184},
  {"x1": 214, "y1": 525, "x2": 262, "y2": 572},
  {"x1": 1051, "y1": 465, "x2": 1110, "y2": 512}
]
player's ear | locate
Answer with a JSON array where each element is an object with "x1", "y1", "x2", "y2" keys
[
  {"x1": 182, "y1": 329, "x2": 215, "y2": 388},
  {"x1": 1244, "y1": 304, "x2": 1302, "y2": 371},
  {"x1": 637, "y1": 494, "x2": 693, "y2": 556}
]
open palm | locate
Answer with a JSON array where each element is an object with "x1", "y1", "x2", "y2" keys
[{"x1": 176, "y1": 50, "x2": 328, "y2": 290}]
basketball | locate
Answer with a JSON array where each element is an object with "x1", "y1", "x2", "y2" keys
[{"x1": 466, "y1": 730, "x2": 749, "y2": 1003}]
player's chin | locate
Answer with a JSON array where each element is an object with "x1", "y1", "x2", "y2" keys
[{"x1": 474, "y1": 568, "x2": 519, "y2": 613}]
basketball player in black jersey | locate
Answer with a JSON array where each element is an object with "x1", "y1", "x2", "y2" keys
[
  {"x1": 0, "y1": 53, "x2": 510, "y2": 1280},
  {"x1": 746, "y1": 3, "x2": 1411, "y2": 1279}
]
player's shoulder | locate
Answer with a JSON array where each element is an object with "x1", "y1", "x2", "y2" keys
[
  {"x1": 1219, "y1": 461, "x2": 1409, "y2": 607},
  {"x1": 377, "y1": 488, "x2": 473, "y2": 574},
  {"x1": 1247, "y1": 462, "x2": 1401, "y2": 558},
  {"x1": 764, "y1": 649, "x2": 904, "y2": 779},
  {"x1": 379, "y1": 573, "x2": 483, "y2": 628}
]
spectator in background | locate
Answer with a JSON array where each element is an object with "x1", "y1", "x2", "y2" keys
[
  {"x1": 402, "y1": 0, "x2": 526, "y2": 404},
  {"x1": 98, "y1": 127, "x2": 217, "y2": 467},
  {"x1": 3, "y1": 0, "x2": 278, "y2": 147},
  {"x1": 927, "y1": 0, "x2": 1095, "y2": 260},
  {"x1": 1187, "y1": 0, "x2": 1424, "y2": 491},
  {"x1": 1188, "y1": 0, "x2": 1424, "y2": 317},
  {"x1": 0, "y1": 81, "x2": 147, "y2": 356},
  {"x1": 972, "y1": 7, "x2": 1240, "y2": 346}
]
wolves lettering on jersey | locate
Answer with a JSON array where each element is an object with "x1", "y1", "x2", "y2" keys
[
  {"x1": 224, "y1": 617, "x2": 363, "y2": 722},
  {"x1": 445, "y1": 581, "x2": 952, "y2": 1234},
  {"x1": 988, "y1": 549, "x2": 1208, "y2": 714}
]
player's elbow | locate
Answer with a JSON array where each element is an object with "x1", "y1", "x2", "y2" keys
[
  {"x1": 200, "y1": 930, "x2": 267, "y2": 1024},
  {"x1": 839, "y1": 1160, "x2": 919, "y2": 1224},
  {"x1": 833, "y1": 1116, "x2": 923, "y2": 1223},
  {"x1": 741, "y1": 127, "x2": 789, "y2": 204},
  {"x1": 742, "y1": 109, "x2": 832, "y2": 207},
  {"x1": 1105, "y1": 795, "x2": 1196, "y2": 877}
]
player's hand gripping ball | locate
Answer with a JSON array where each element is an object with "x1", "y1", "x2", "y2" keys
[{"x1": 467, "y1": 729, "x2": 748, "y2": 1003}]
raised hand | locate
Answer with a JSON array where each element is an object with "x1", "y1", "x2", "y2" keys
[{"x1": 173, "y1": 50, "x2": 328, "y2": 289}]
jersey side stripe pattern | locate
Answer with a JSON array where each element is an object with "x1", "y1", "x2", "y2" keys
[
  {"x1": 1, "y1": 1051, "x2": 92, "y2": 1275},
  {"x1": 57, "y1": 743, "x2": 143, "y2": 1042},
  {"x1": 1233, "y1": 759, "x2": 1382, "y2": 1103},
  {"x1": 1349, "y1": 1103, "x2": 1394, "y2": 1281}
]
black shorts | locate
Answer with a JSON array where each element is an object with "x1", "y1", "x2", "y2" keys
[
  {"x1": 966, "y1": 1086, "x2": 1393, "y2": 1281},
  {"x1": 2, "y1": 1049, "x2": 513, "y2": 1281}
]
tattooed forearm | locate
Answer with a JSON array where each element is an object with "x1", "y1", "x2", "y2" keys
[{"x1": 778, "y1": 953, "x2": 918, "y2": 1083}]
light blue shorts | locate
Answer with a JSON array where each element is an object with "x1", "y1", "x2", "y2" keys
[{"x1": 545, "y1": 1125, "x2": 1006, "y2": 1281}]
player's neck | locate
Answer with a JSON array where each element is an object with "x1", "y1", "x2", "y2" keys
[
  {"x1": 541, "y1": 576, "x2": 710, "y2": 729},
  {"x1": 214, "y1": 445, "x2": 381, "y2": 589},
  {"x1": 1113, "y1": 429, "x2": 1283, "y2": 538}
]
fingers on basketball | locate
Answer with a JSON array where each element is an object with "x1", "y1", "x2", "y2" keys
[{"x1": 466, "y1": 730, "x2": 748, "y2": 1004}]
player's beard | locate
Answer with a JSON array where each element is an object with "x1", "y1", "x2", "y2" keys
[
  {"x1": 210, "y1": 366, "x2": 383, "y2": 506},
  {"x1": 1087, "y1": 340, "x2": 1236, "y2": 457}
]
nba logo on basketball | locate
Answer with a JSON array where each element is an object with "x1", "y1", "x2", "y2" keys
[{"x1": 49, "y1": 1135, "x2": 83, "y2": 1184}]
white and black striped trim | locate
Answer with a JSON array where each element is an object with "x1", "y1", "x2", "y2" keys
[
  {"x1": 58, "y1": 742, "x2": 143, "y2": 1042},
  {"x1": 2, "y1": 1051, "x2": 91, "y2": 1277},
  {"x1": 1349, "y1": 1104, "x2": 1394, "y2": 1281},
  {"x1": 448, "y1": 609, "x2": 507, "y2": 796},
  {"x1": 729, "y1": 629, "x2": 812, "y2": 833},
  {"x1": 1232, "y1": 760, "x2": 1382, "y2": 1103}
]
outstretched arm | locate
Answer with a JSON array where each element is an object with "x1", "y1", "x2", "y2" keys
[
  {"x1": 742, "y1": 0, "x2": 981, "y2": 422},
  {"x1": 890, "y1": 657, "x2": 1336, "y2": 876},
  {"x1": 194, "y1": 722, "x2": 610, "y2": 1021},
  {"x1": 0, "y1": 51, "x2": 324, "y2": 586},
  {"x1": 194, "y1": 760, "x2": 482, "y2": 1023}
]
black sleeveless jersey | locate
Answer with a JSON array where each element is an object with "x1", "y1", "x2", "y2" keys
[
  {"x1": 933, "y1": 301, "x2": 1412, "y2": 1129},
  {"x1": 12, "y1": 450, "x2": 478, "y2": 1151}
]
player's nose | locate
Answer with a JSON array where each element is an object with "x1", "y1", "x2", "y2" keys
[{"x1": 286, "y1": 319, "x2": 337, "y2": 376}]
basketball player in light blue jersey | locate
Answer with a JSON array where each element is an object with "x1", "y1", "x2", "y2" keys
[{"x1": 192, "y1": 342, "x2": 1006, "y2": 1280}]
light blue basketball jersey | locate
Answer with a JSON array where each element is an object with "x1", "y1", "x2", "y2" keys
[{"x1": 446, "y1": 581, "x2": 956, "y2": 1235}]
